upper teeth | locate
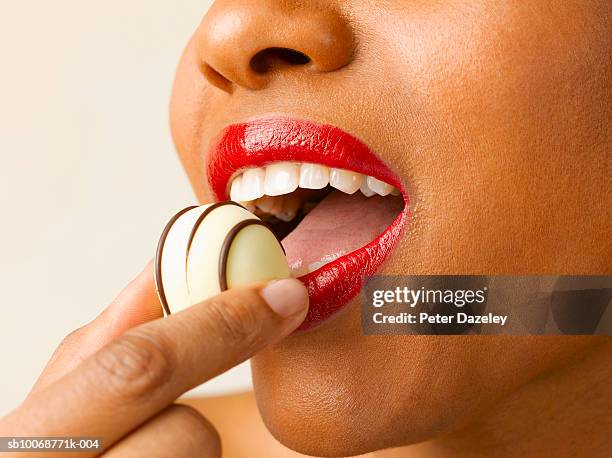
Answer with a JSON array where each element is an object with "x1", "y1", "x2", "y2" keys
[
  {"x1": 230, "y1": 162, "x2": 398, "y2": 202},
  {"x1": 299, "y1": 163, "x2": 329, "y2": 189},
  {"x1": 264, "y1": 162, "x2": 299, "y2": 196},
  {"x1": 366, "y1": 176, "x2": 394, "y2": 196}
]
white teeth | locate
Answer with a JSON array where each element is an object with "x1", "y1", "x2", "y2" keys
[
  {"x1": 308, "y1": 261, "x2": 326, "y2": 273},
  {"x1": 359, "y1": 179, "x2": 376, "y2": 198},
  {"x1": 367, "y1": 176, "x2": 394, "y2": 196},
  {"x1": 307, "y1": 252, "x2": 346, "y2": 273},
  {"x1": 278, "y1": 194, "x2": 301, "y2": 222},
  {"x1": 264, "y1": 162, "x2": 299, "y2": 196},
  {"x1": 255, "y1": 195, "x2": 275, "y2": 213},
  {"x1": 330, "y1": 168, "x2": 362, "y2": 194},
  {"x1": 229, "y1": 162, "x2": 399, "y2": 213},
  {"x1": 239, "y1": 167, "x2": 265, "y2": 201},
  {"x1": 230, "y1": 175, "x2": 242, "y2": 201},
  {"x1": 299, "y1": 163, "x2": 330, "y2": 189},
  {"x1": 277, "y1": 210, "x2": 296, "y2": 222},
  {"x1": 289, "y1": 260, "x2": 308, "y2": 278}
]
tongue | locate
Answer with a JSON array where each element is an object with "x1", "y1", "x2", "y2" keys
[{"x1": 281, "y1": 191, "x2": 404, "y2": 275}]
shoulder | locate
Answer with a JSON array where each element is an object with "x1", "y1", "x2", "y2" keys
[{"x1": 181, "y1": 391, "x2": 307, "y2": 458}]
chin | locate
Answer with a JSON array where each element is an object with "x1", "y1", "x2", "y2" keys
[{"x1": 251, "y1": 319, "x2": 477, "y2": 456}]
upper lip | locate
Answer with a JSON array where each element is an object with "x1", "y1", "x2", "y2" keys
[
  {"x1": 207, "y1": 117, "x2": 409, "y2": 330},
  {"x1": 207, "y1": 117, "x2": 404, "y2": 200}
]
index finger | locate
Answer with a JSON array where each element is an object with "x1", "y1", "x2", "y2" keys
[{"x1": 1, "y1": 279, "x2": 308, "y2": 453}]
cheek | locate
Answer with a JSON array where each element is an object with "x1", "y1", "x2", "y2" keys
[
  {"x1": 170, "y1": 39, "x2": 216, "y2": 203},
  {"x1": 355, "y1": 1, "x2": 608, "y2": 273}
]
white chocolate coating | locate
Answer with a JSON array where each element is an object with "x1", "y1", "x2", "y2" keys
[
  {"x1": 225, "y1": 223, "x2": 291, "y2": 289},
  {"x1": 155, "y1": 202, "x2": 290, "y2": 314},
  {"x1": 159, "y1": 206, "x2": 206, "y2": 312}
]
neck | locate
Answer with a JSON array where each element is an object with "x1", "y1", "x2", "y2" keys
[{"x1": 375, "y1": 339, "x2": 612, "y2": 458}]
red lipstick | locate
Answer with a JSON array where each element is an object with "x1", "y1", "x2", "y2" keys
[{"x1": 207, "y1": 118, "x2": 408, "y2": 330}]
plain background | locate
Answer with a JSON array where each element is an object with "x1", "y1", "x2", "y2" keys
[{"x1": 0, "y1": 0, "x2": 255, "y2": 415}]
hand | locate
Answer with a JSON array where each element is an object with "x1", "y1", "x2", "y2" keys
[{"x1": 0, "y1": 263, "x2": 309, "y2": 457}]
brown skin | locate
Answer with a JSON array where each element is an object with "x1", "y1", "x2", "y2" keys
[
  {"x1": 170, "y1": 0, "x2": 612, "y2": 456},
  {"x1": 0, "y1": 267, "x2": 311, "y2": 458},
  {"x1": 2, "y1": 1, "x2": 609, "y2": 457}
]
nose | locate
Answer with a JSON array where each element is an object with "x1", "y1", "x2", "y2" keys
[{"x1": 195, "y1": 0, "x2": 354, "y2": 92}]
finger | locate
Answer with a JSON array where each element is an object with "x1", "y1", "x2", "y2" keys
[
  {"x1": 105, "y1": 404, "x2": 220, "y2": 458},
  {"x1": 5, "y1": 279, "x2": 307, "y2": 451},
  {"x1": 32, "y1": 261, "x2": 163, "y2": 392}
]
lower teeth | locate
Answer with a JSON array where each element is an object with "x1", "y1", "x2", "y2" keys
[
  {"x1": 307, "y1": 251, "x2": 346, "y2": 274},
  {"x1": 242, "y1": 189, "x2": 325, "y2": 222}
]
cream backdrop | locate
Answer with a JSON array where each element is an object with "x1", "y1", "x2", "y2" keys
[{"x1": 0, "y1": 1, "x2": 254, "y2": 415}]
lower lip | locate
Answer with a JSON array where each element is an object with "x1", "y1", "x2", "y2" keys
[
  {"x1": 296, "y1": 206, "x2": 408, "y2": 330},
  {"x1": 208, "y1": 118, "x2": 409, "y2": 330}
]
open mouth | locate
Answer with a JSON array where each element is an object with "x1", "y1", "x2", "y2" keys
[{"x1": 207, "y1": 118, "x2": 409, "y2": 330}]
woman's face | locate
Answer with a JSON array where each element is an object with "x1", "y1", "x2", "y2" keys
[{"x1": 170, "y1": 0, "x2": 610, "y2": 455}]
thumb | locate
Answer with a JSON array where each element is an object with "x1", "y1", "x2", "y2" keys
[{"x1": 30, "y1": 261, "x2": 163, "y2": 393}]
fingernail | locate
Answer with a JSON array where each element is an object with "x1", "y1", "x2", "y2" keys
[{"x1": 260, "y1": 279, "x2": 309, "y2": 318}]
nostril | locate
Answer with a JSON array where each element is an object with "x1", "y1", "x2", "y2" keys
[
  {"x1": 250, "y1": 47, "x2": 311, "y2": 74},
  {"x1": 200, "y1": 62, "x2": 233, "y2": 92}
]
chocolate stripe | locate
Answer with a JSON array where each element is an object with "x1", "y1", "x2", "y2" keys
[
  {"x1": 154, "y1": 206, "x2": 197, "y2": 316},
  {"x1": 218, "y1": 219, "x2": 270, "y2": 291},
  {"x1": 185, "y1": 201, "x2": 246, "y2": 261}
]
